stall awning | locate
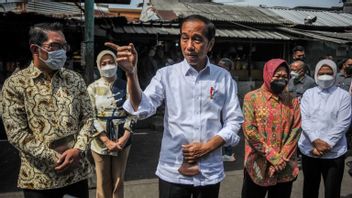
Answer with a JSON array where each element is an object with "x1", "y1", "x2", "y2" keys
[
  {"x1": 104, "y1": 25, "x2": 292, "y2": 40},
  {"x1": 279, "y1": 27, "x2": 352, "y2": 44}
]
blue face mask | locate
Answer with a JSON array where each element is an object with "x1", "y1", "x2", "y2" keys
[{"x1": 38, "y1": 46, "x2": 67, "y2": 70}]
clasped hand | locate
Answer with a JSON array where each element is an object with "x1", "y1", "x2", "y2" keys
[
  {"x1": 55, "y1": 148, "x2": 81, "y2": 173},
  {"x1": 268, "y1": 156, "x2": 289, "y2": 177},
  {"x1": 182, "y1": 142, "x2": 207, "y2": 164},
  {"x1": 311, "y1": 138, "x2": 331, "y2": 157},
  {"x1": 104, "y1": 139, "x2": 123, "y2": 152}
]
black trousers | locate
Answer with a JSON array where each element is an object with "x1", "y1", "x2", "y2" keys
[
  {"x1": 23, "y1": 179, "x2": 88, "y2": 198},
  {"x1": 301, "y1": 154, "x2": 345, "y2": 198},
  {"x1": 241, "y1": 170, "x2": 293, "y2": 198},
  {"x1": 159, "y1": 178, "x2": 220, "y2": 198}
]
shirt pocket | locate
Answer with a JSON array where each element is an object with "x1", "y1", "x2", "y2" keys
[{"x1": 203, "y1": 83, "x2": 224, "y2": 115}]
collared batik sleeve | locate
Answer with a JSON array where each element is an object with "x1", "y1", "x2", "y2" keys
[
  {"x1": 87, "y1": 84, "x2": 106, "y2": 137},
  {"x1": 2, "y1": 77, "x2": 59, "y2": 166},
  {"x1": 280, "y1": 98, "x2": 302, "y2": 159},
  {"x1": 73, "y1": 76, "x2": 94, "y2": 151}
]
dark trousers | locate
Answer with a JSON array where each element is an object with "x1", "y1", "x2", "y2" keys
[
  {"x1": 241, "y1": 170, "x2": 293, "y2": 198},
  {"x1": 23, "y1": 179, "x2": 88, "y2": 198},
  {"x1": 301, "y1": 154, "x2": 345, "y2": 198},
  {"x1": 159, "y1": 178, "x2": 220, "y2": 198},
  {"x1": 223, "y1": 145, "x2": 233, "y2": 156}
]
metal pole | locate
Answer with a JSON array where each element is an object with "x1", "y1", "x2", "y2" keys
[{"x1": 84, "y1": 0, "x2": 94, "y2": 84}]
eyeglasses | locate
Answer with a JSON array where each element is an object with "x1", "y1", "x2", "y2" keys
[{"x1": 41, "y1": 42, "x2": 70, "y2": 51}]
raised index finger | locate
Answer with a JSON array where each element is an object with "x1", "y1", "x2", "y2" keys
[{"x1": 105, "y1": 42, "x2": 120, "y2": 50}]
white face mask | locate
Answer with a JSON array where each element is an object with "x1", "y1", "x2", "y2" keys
[
  {"x1": 100, "y1": 64, "x2": 117, "y2": 78},
  {"x1": 317, "y1": 74, "x2": 334, "y2": 89},
  {"x1": 290, "y1": 71, "x2": 299, "y2": 79},
  {"x1": 38, "y1": 46, "x2": 67, "y2": 70}
]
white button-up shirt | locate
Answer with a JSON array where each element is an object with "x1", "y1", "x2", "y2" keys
[
  {"x1": 123, "y1": 59, "x2": 243, "y2": 186},
  {"x1": 299, "y1": 86, "x2": 351, "y2": 159}
]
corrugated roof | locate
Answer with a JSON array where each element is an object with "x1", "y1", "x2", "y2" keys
[
  {"x1": 22, "y1": 2, "x2": 82, "y2": 18},
  {"x1": 153, "y1": 2, "x2": 291, "y2": 25},
  {"x1": 7, "y1": 2, "x2": 111, "y2": 19},
  {"x1": 28, "y1": 2, "x2": 80, "y2": 16},
  {"x1": 309, "y1": 30, "x2": 352, "y2": 40},
  {"x1": 110, "y1": 25, "x2": 292, "y2": 40},
  {"x1": 264, "y1": 7, "x2": 352, "y2": 27},
  {"x1": 278, "y1": 27, "x2": 351, "y2": 44},
  {"x1": 216, "y1": 29, "x2": 291, "y2": 40}
]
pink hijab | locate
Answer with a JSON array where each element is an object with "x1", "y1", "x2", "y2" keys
[{"x1": 263, "y1": 59, "x2": 289, "y2": 92}]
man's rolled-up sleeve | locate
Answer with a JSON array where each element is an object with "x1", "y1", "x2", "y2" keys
[
  {"x1": 123, "y1": 69, "x2": 165, "y2": 119},
  {"x1": 217, "y1": 79, "x2": 243, "y2": 146}
]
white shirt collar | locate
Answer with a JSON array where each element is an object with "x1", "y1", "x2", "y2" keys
[{"x1": 181, "y1": 58, "x2": 211, "y2": 76}]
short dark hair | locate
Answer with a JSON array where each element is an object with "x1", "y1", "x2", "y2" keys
[
  {"x1": 338, "y1": 57, "x2": 352, "y2": 70},
  {"x1": 29, "y1": 22, "x2": 64, "y2": 46},
  {"x1": 180, "y1": 15, "x2": 216, "y2": 41},
  {"x1": 292, "y1": 45, "x2": 305, "y2": 54}
]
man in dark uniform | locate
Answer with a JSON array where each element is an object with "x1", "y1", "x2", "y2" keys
[{"x1": 288, "y1": 60, "x2": 316, "y2": 99}]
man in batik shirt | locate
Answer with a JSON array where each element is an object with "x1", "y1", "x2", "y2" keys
[
  {"x1": 242, "y1": 59, "x2": 301, "y2": 198},
  {"x1": 1, "y1": 23, "x2": 93, "y2": 198}
]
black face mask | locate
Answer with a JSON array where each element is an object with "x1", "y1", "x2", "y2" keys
[
  {"x1": 345, "y1": 66, "x2": 352, "y2": 76},
  {"x1": 270, "y1": 79, "x2": 287, "y2": 94}
]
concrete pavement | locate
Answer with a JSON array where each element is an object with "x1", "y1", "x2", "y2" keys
[
  {"x1": 1, "y1": 161, "x2": 351, "y2": 198},
  {"x1": 1, "y1": 122, "x2": 351, "y2": 198}
]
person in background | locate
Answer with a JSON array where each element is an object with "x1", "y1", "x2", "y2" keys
[
  {"x1": 218, "y1": 57, "x2": 236, "y2": 162},
  {"x1": 107, "y1": 14, "x2": 244, "y2": 198},
  {"x1": 288, "y1": 60, "x2": 315, "y2": 99},
  {"x1": 1, "y1": 22, "x2": 93, "y2": 198},
  {"x1": 292, "y1": 46, "x2": 305, "y2": 62},
  {"x1": 299, "y1": 59, "x2": 351, "y2": 198},
  {"x1": 292, "y1": 45, "x2": 311, "y2": 76},
  {"x1": 288, "y1": 60, "x2": 316, "y2": 169},
  {"x1": 336, "y1": 57, "x2": 352, "y2": 93},
  {"x1": 242, "y1": 59, "x2": 301, "y2": 198},
  {"x1": 337, "y1": 57, "x2": 352, "y2": 178},
  {"x1": 88, "y1": 50, "x2": 136, "y2": 198}
]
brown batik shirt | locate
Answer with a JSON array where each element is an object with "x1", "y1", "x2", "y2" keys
[{"x1": 1, "y1": 63, "x2": 94, "y2": 190}]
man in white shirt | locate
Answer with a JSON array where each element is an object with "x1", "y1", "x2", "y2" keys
[
  {"x1": 299, "y1": 59, "x2": 351, "y2": 198},
  {"x1": 106, "y1": 15, "x2": 243, "y2": 198}
]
